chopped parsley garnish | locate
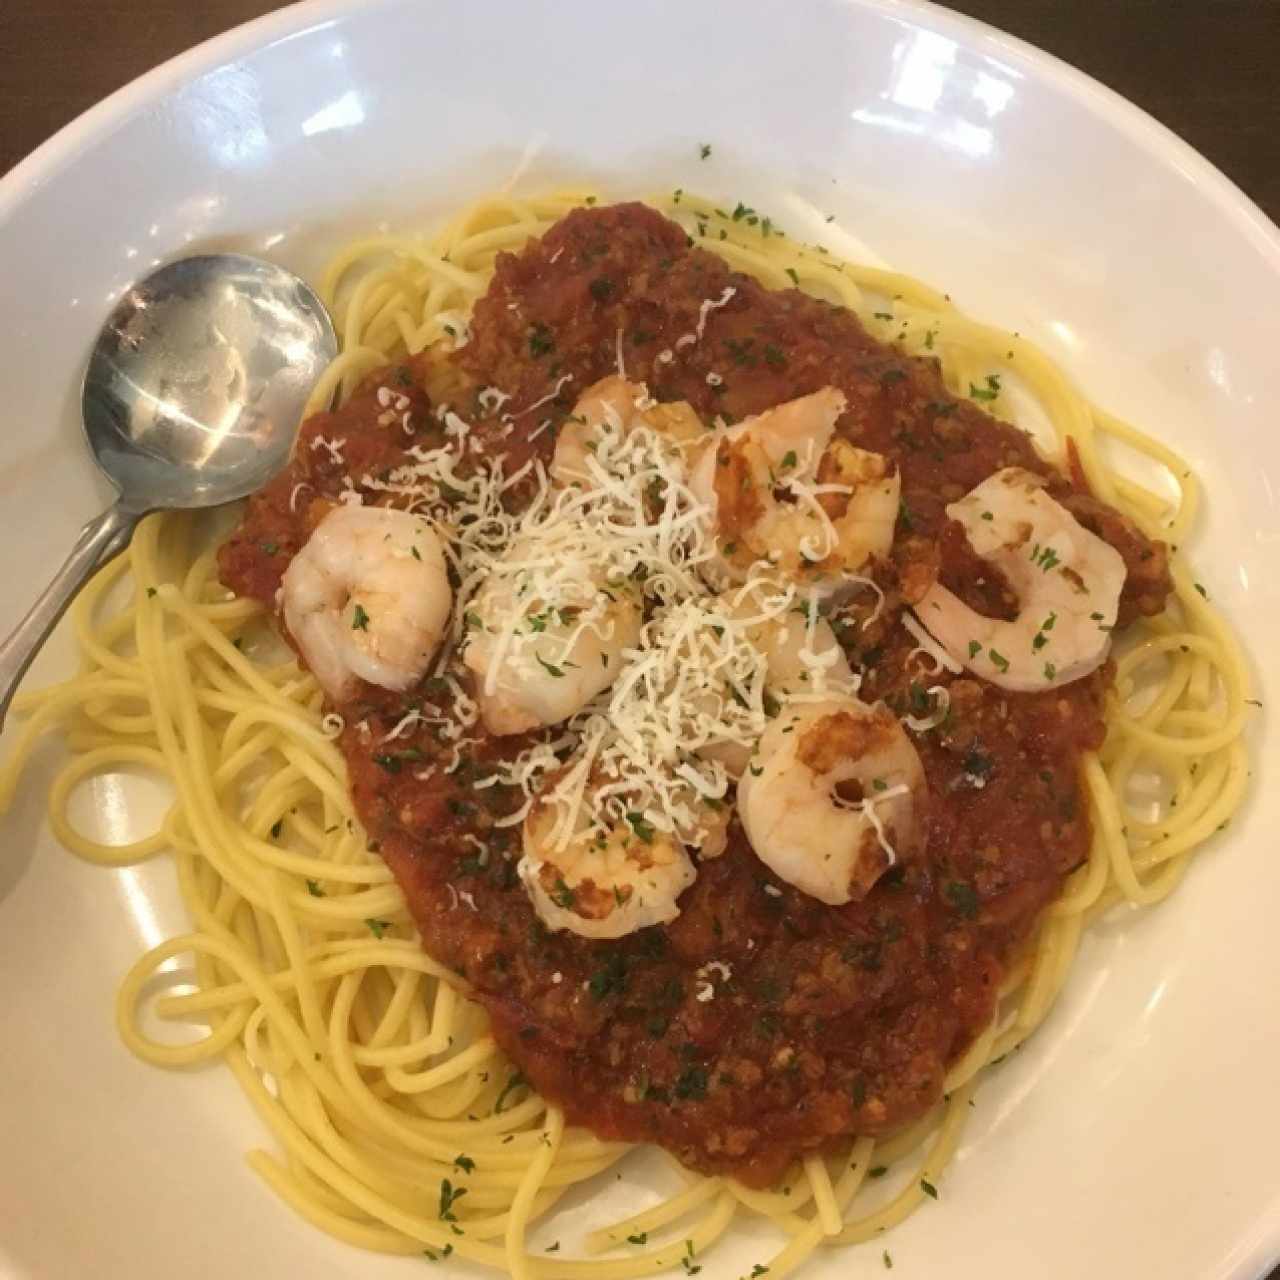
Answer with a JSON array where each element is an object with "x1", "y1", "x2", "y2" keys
[
  {"x1": 528, "y1": 323, "x2": 554, "y2": 357},
  {"x1": 351, "y1": 603, "x2": 370, "y2": 630},
  {"x1": 453, "y1": 1154, "x2": 475, "y2": 1174},
  {"x1": 626, "y1": 1232, "x2": 649, "y2": 1245},
  {"x1": 305, "y1": 879, "x2": 324, "y2": 897},
  {"x1": 1030, "y1": 543, "x2": 1061, "y2": 572},
  {"x1": 785, "y1": 267, "x2": 799, "y2": 286},
  {"x1": 1194, "y1": 582, "x2": 1208, "y2": 599},
  {"x1": 551, "y1": 877, "x2": 575, "y2": 909},
  {"x1": 625, "y1": 811, "x2": 656, "y2": 843},
  {"x1": 493, "y1": 1070, "x2": 527, "y2": 1114},
  {"x1": 1032, "y1": 611, "x2": 1058, "y2": 650},
  {"x1": 699, "y1": 142, "x2": 712, "y2": 160},
  {"x1": 968, "y1": 373, "x2": 1002, "y2": 402},
  {"x1": 967, "y1": 640, "x2": 982, "y2": 659},
  {"x1": 868, "y1": 1165, "x2": 889, "y2": 1178},
  {"x1": 589, "y1": 277, "x2": 615, "y2": 302},
  {"x1": 270, "y1": 819, "x2": 283, "y2": 839},
  {"x1": 920, "y1": 1177, "x2": 939, "y2": 1199},
  {"x1": 1044, "y1": 661, "x2": 1057, "y2": 681},
  {"x1": 422, "y1": 1244, "x2": 454, "y2": 1262},
  {"x1": 437, "y1": 1178, "x2": 467, "y2": 1221},
  {"x1": 588, "y1": 952, "x2": 629, "y2": 1000},
  {"x1": 944, "y1": 880, "x2": 979, "y2": 918},
  {"x1": 763, "y1": 343, "x2": 786, "y2": 368},
  {"x1": 365, "y1": 918, "x2": 391, "y2": 939},
  {"x1": 988, "y1": 648, "x2": 1010, "y2": 673},
  {"x1": 674, "y1": 1066, "x2": 709, "y2": 1100},
  {"x1": 781, "y1": 450, "x2": 797, "y2": 470},
  {"x1": 681, "y1": 1240, "x2": 702, "y2": 1276},
  {"x1": 883, "y1": 1250, "x2": 894, "y2": 1269},
  {"x1": 535, "y1": 653, "x2": 565, "y2": 678}
]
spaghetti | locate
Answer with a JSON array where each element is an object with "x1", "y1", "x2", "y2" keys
[{"x1": 0, "y1": 189, "x2": 1252, "y2": 1277}]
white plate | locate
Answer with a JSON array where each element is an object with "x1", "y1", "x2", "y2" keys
[{"x1": 1, "y1": 2, "x2": 1277, "y2": 1277}]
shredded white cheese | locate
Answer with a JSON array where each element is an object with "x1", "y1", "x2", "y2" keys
[{"x1": 903, "y1": 611, "x2": 962, "y2": 674}]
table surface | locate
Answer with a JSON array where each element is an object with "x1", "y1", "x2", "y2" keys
[{"x1": 0, "y1": 3, "x2": 1276, "y2": 1279}]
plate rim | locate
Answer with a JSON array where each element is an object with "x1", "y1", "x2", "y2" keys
[{"x1": 2, "y1": 0, "x2": 1278, "y2": 272}]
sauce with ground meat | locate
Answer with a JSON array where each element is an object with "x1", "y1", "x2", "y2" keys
[{"x1": 218, "y1": 203, "x2": 1171, "y2": 1187}]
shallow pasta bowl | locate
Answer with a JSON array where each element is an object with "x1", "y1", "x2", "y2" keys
[{"x1": 0, "y1": 1, "x2": 1277, "y2": 1279}]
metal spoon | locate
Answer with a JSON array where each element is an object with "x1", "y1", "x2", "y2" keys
[{"x1": 0, "y1": 253, "x2": 336, "y2": 730}]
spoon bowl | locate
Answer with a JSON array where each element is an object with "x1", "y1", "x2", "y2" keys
[
  {"x1": 0, "y1": 252, "x2": 337, "y2": 727},
  {"x1": 83, "y1": 253, "x2": 335, "y2": 510}
]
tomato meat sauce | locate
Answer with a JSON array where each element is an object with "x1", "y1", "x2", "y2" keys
[{"x1": 219, "y1": 204, "x2": 1171, "y2": 1187}]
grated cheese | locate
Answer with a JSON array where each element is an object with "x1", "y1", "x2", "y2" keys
[
  {"x1": 903, "y1": 611, "x2": 962, "y2": 674},
  {"x1": 310, "y1": 435, "x2": 347, "y2": 464},
  {"x1": 349, "y1": 370, "x2": 904, "y2": 923},
  {"x1": 904, "y1": 685, "x2": 951, "y2": 733}
]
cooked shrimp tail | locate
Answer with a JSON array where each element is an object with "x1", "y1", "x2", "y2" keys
[
  {"x1": 689, "y1": 387, "x2": 899, "y2": 592},
  {"x1": 915, "y1": 467, "x2": 1126, "y2": 692},
  {"x1": 281, "y1": 504, "x2": 452, "y2": 702}
]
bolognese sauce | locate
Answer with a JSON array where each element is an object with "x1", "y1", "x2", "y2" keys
[{"x1": 219, "y1": 203, "x2": 1171, "y2": 1187}]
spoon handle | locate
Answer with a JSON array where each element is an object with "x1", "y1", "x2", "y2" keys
[{"x1": 0, "y1": 503, "x2": 140, "y2": 732}]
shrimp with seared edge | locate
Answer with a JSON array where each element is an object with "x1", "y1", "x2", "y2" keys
[
  {"x1": 281, "y1": 504, "x2": 452, "y2": 702},
  {"x1": 737, "y1": 696, "x2": 926, "y2": 905},
  {"x1": 688, "y1": 387, "x2": 899, "y2": 592},
  {"x1": 550, "y1": 374, "x2": 705, "y2": 487},
  {"x1": 694, "y1": 577, "x2": 858, "y2": 779},
  {"x1": 914, "y1": 467, "x2": 1126, "y2": 692},
  {"x1": 520, "y1": 768, "x2": 697, "y2": 939}
]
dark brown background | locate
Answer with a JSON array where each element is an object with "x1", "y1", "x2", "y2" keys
[{"x1": 0, "y1": 2, "x2": 1276, "y2": 1277}]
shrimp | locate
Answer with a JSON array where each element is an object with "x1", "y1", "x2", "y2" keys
[
  {"x1": 737, "y1": 696, "x2": 926, "y2": 905},
  {"x1": 466, "y1": 376, "x2": 698, "y2": 736},
  {"x1": 696, "y1": 579, "x2": 857, "y2": 778},
  {"x1": 463, "y1": 537, "x2": 642, "y2": 735},
  {"x1": 688, "y1": 387, "x2": 899, "y2": 592},
  {"x1": 743, "y1": 601, "x2": 855, "y2": 697},
  {"x1": 281, "y1": 504, "x2": 451, "y2": 702},
  {"x1": 551, "y1": 374, "x2": 705, "y2": 486},
  {"x1": 520, "y1": 779, "x2": 696, "y2": 938},
  {"x1": 914, "y1": 467, "x2": 1126, "y2": 692}
]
